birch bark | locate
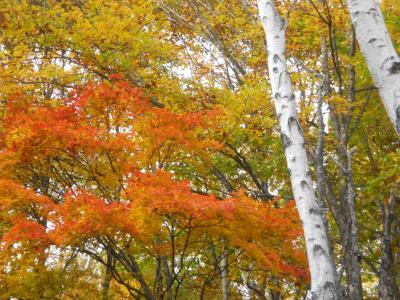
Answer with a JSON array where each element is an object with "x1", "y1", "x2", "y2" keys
[
  {"x1": 346, "y1": 0, "x2": 400, "y2": 134},
  {"x1": 257, "y1": 1, "x2": 340, "y2": 298}
]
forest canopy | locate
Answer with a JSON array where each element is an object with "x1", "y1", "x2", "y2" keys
[{"x1": 0, "y1": 0, "x2": 399, "y2": 299}]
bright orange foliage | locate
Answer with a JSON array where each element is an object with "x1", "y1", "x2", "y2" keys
[{"x1": 0, "y1": 80, "x2": 308, "y2": 297}]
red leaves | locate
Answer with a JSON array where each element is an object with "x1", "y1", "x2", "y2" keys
[
  {"x1": 125, "y1": 171, "x2": 307, "y2": 280},
  {"x1": 2, "y1": 80, "x2": 219, "y2": 169},
  {"x1": 0, "y1": 180, "x2": 54, "y2": 253},
  {"x1": 135, "y1": 108, "x2": 221, "y2": 160},
  {"x1": 0, "y1": 80, "x2": 308, "y2": 284},
  {"x1": 3, "y1": 101, "x2": 99, "y2": 160},
  {"x1": 70, "y1": 78, "x2": 150, "y2": 128},
  {"x1": 0, "y1": 173, "x2": 307, "y2": 282},
  {"x1": 0, "y1": 180, "x2": 54, "y2": 217},
  {"x1": 126, "y1": 170, "x2": 220, "y2": 219},
  {"x1": 1, "y1": 219, "x2": 50, "y2": 252},
  {"x1": 49, "y1": 191, "x2": 138, "y2": 245},
  {"x1": 216, "y1": 194, "x2": 308, "y2": 280}
]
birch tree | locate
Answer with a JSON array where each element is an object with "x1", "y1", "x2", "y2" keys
[
  {"x1": 346, "y1": 0, "x2": 400, "y2": 134},
  {"x1": 3, "y1": 0, "x2": 400, "y2": 297},
  {"x1": 257, "y1": 1, "x2": 341, "y2": 298}
]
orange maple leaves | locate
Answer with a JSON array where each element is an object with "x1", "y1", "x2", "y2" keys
[{"x1": 0, "y1": 79, "x2": 308, "y2": 283}]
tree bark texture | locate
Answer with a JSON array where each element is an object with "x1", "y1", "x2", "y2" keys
[
  {"x1": 257, "y1": 1, "x2": 340, "y2": 299},
  {"x1": 378, "y1": 193, "x2": 400, "y2": 300},
  {"x1": 346, "y1": 0, "x2": 400, "y2": 134}
]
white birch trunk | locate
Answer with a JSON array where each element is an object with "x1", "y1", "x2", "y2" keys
[
  {"x1": 257, "y1": 1, "x2": 340, "y2": 298},
  {"x1": 346, "y1": 0, "x2": 400, "y2": 134}
]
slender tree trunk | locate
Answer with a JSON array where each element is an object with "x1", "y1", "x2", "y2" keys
[
  {"x1": 378, "y1": 193, "x2": 400, "y2": 300},
  {"x1": 221, "y1": 244, "x2": 229, "y2": 300},
  {"x1": 162, "y1": 256, "x2": 173, "y2": 300},
  {"x1": 213, "y1": 171, "x2": 232, "y2": 300},
  {"x1": 344, "y1": 152, "x2": 363, "y2": 300},
  {"x1": 257, "y1": 1, "x2": 340, "y2": 298},
  {"x1": 102, "y1": 266, "x2": 112, "y2": 300},
  {"x1": 155, "y1": 257, "x2": 163, "y2": 299},
  {"x1": 343, "y1": 28, "x2": 363, "y2": 300},
  {"x1": 102, "y1": 251, "x2": 114, "y2": 300},
  {"x1": 271, "y1": 287, "x2": 282, "y2": 300},
  {"x1": 346, "y1": 0, "x2": 400, "y2": 134}
]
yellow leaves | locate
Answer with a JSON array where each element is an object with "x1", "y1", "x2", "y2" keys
[
  {"x1": 327, "y1": 95, "x2": 353, "y2": 114},
  {"x1": 0, "y1": 0, "x2": 330, "y2": 294},
  {"x1": 382, "y1": 0, "x2": 400, "y2": 45},
  {"x1": 10, "y1": 44, "x2": 30, "y2": 59},
  {"x1": 0, "y1": 180, "x2": 53, "y2": 215},
  {"x1": 4, "y1": 126, "x2": 32, "y2": 149},
  {"x1": 0, "y1": 0, "x2": 180, "y2": 107}
]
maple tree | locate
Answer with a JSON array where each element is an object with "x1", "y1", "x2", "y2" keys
[
  {"x1": 0, "y1": 0, "x2": 400, "y2": 299},
  {"x1": 0, "y1": 81, "x2": 307, "y2": 299}
]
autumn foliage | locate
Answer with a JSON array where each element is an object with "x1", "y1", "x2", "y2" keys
[
  {"x1": 2, "y1": 0, "x2": 400, "y2": 298},
  {"x1": 0, "y1": 80, "x2": 307, "y2": 298}
]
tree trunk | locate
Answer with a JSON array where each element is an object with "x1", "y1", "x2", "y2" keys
[
  {"x1": 102, "y1": 252, "x2": 113, "y2": 300},
  {"x1": 346, "y1": 0, "x2": 400, "y2": 134},
  {"x1": 270, "y1": 289, "x2": 282, "y2": 300},
  {"x1": 257, "y1": 1, "x2": 340, "y2": 299},
  {"x1": 221, "y1": 242, "x2": 230, "y2": 300},
  {"x1": 162, "y1": 256, "x2": 173, "y2": 300},
  {"x1": 102, "y1": 266, "x2": 112, "y2": 300},
  {"x1": 343, "y1": 152, "x2": 363, "y2": 300},
  {"x1": 155, "y1": 257, "x2": 163, "y2": 299},
  {"x1": 316, "y1": 36, "x2": 362, "y2": 299},
  {"x1": 378, "y1": 193, "x2": 400, "y2": 300}
]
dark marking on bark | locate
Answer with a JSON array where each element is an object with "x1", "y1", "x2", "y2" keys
[
  {"x1": 300, "y1": 180, "x2": 310, "y2": 190},
  {"x1": 273, "y1": 54, "x2": 280, "y2": 63},
  {"x1": 288, "y1": 116, "x2": 303, "y2": 136},
  {"x1": 274, "y1": 92, "x2": 281, "y2": 100},
  {"x1": 273, "y1": 67, "x2": 279, "y2": 73},
  {"x1": 278, "y1": 71, "x2": 291, "y2": 90},
  {"x1": 281, "y1": 133, "x2": 292, "y2": 149},
  {"x1": 313, "y1": 244, "x2": 327, "y2": 256},
  {"x1": 323, "y1": 281, "x2": 335, "y2": 292},
  {"x1": 396, "y1": 105, "x2": 400, "y2": 133},
  {"x1": 368, "y1": 8, "x2": 379, "y2": 17},
  {"x1": 309, "y1": 207, "x2": 322, "y2": 216},
  {"x1": 389, "y1": 61, "x2": 400, "y2": 74},
  {"x1": 381, "y1": 56, "x2": 396, "y2": 71}
]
